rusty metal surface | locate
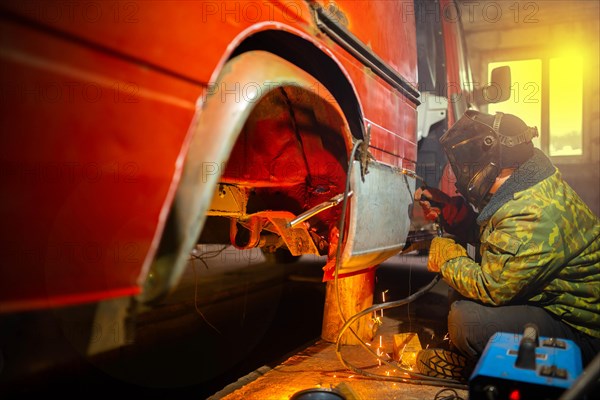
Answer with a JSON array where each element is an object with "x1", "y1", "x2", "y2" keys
[
  {"x1": 248, "y1": 211, "x2": 320, "y2": 256},
  {"x1": 226, "y1": 208, "x2": 320, "y2": 256}
]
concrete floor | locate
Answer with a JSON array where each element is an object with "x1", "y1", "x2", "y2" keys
[
  {"x1": 210, "y1": 317, "x2": 468, "y2": 400},
  {"x1": 207, "y1": 252, "x2": 469, "y2": 400},
  {"x1": 0, "y1": 247, "x2": 328, "y2": 397},
  {"x1": 1, "y1": 248, "x2": 467, "y2": 399}
]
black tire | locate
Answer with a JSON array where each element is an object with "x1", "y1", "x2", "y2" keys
[{"x1": 416, "y1": 348, "x2": 470, "y2": 380}]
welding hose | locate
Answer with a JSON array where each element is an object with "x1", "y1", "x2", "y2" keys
[
  {"x1": 333, "y1": 140, "x2": 466, "y2": 389},
  {"x1": 334, "y1": 274, "x2": 467, "y2": 389},
  {"x1": 332, "y1": 139, "x2": 362, "y2": 327}
]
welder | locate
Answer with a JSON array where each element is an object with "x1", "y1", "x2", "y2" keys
[{"x1": 413, "y1": 110, "x2": 600, "y2": 380}]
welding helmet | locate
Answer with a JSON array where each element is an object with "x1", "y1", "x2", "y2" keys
[{"x1": 439, "y1": 110, "x2": 538, "y2": 209}]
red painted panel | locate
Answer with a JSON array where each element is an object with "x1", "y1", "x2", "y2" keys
[
  {"x1": 327, "y1": 49, "x2": 417, "y2": 165},
  {"x1": 1, "y1": 0, "x2": 314, "y2": 84},
  {"x1": 2, "y1": 0, "x2": 419, "y2": 160},
  {"x1": 314, "y1": 0, "x2": 418, "y2": 83},
  {"x1": 0, "y1": 19, "x2": 200, "y2": 312}
]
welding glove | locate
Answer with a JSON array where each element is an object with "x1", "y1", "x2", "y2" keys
[
  {"x1": 427, "y1": 237, "x2": 468, "y2": 273},
  {"x1": 414, "y1": 186, "x2": 452, "y2": 221}
]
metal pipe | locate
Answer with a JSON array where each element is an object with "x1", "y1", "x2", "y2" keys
[{"x1": 286, "y1": 191, "x2": 353, "y2": 229}]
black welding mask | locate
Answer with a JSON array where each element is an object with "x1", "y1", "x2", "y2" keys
[{"x1": 439, "y1": 110, "x2": 538, "y2": 209}]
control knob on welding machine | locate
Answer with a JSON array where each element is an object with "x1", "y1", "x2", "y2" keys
[{"x1": 515, "y1": 324, "x2": 539, "y2": 370}]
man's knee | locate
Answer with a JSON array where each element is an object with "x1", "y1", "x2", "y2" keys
[
  {"x1": 448, "y1": 300, "x2": 501, "y2": 358},
  {"x1": 448, "y1": 301, "x2": 476, "y2": 357},
  {"x1": 449, "y1": 300, "x2": 487, "y2": 335}
]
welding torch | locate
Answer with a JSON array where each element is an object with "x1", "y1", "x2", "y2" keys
[
  {"x1": 418, "y1": 186, "x2": 446, "y2": 237},
  {"x1": 400, "y1": 186, "x2": 447, "y2": 253}
]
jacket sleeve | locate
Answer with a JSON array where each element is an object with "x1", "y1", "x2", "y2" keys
[
  {"x1": 441, "y1": 196, "x2": 479, "y2": 245},
  {"x1": 439, "y1": 205, "x2": 560, "y2": 305}
]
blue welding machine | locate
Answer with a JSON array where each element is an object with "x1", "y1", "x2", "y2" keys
[{"x1": 469, "y1": 325, "x2": 583, "y2": 400}]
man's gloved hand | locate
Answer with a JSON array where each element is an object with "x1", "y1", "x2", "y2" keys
[
  {"x1": 428, "y1": 237, "x2": 468, "y2": 273},
  {"x1": 414, "y1": 186, "x2": 452, "y2": 221}
]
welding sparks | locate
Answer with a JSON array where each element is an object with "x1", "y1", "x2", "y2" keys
[
  {"x1": 381, "y1": 290, "x2": 388, "y2": 318},
  {"x1": 372, "y1": 310, "x2": 383, "y2": 327},
  {"x1": 423, "y1": 327, "x2": 435, "y2": 340}
]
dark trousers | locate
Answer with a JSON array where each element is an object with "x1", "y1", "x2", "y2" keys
[{"x1": 448, "y1": 299, "x2": 600, "y2": 366}]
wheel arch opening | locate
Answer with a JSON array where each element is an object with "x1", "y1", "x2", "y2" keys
[{"x1": 230, "y1": 29, "x2": 365, "y2": 142}]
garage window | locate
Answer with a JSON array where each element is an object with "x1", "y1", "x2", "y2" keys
[
  {"x1": 487, "y1": 56, "x2": 584, "y2": 158},
  {"x1": 549, "y1": 56, "x2": 583, "y2": 156},
  {"x1": 488, "y1": 59, "x2": 542, "y2": 150}
]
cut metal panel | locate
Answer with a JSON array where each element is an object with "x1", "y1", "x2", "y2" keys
[
  {"x1": 340, "y1": 160, "x2": 415, "y2": 272},
  {"x1": 207, "y1": 184, "x2": 247, "y2": 217}
]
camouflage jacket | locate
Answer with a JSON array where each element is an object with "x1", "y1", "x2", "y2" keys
[{"x1": 441, "y1": 149, "x2": 600, "y2": 338}]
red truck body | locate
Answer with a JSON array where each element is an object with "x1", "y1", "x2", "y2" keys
[{"x1": 0, "y1": 0, "x2": 474, "y2": 322}]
